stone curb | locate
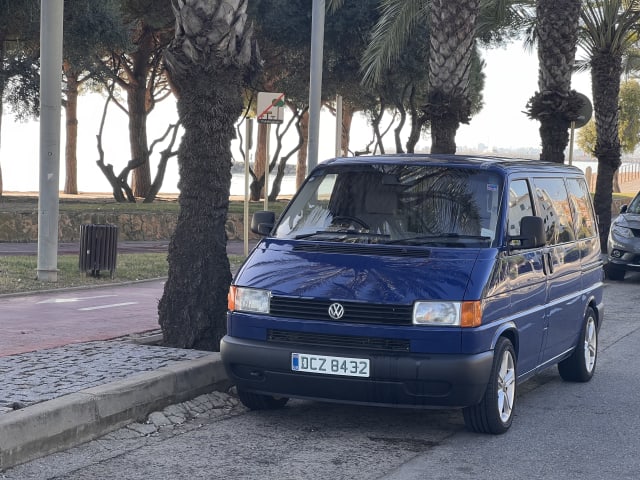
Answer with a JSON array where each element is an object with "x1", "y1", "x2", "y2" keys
[{"x1": 0, "y1": 353, "x2": 229, "y2": 471}]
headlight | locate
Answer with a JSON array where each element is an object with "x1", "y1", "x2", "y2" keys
[
  {"x1": 228, "y1": 286, "x2": 270, "y2": 313},
  {"x1": 413, "y1": 301, "x2": 482, "y2": 327},
  {"x1": 611, "y1": 224, "x2": 633, "y2": 239}
]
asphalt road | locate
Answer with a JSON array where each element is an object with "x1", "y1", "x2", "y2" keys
[{"x1": 5, "y1": 272, "x2": 640, "y2": 480}]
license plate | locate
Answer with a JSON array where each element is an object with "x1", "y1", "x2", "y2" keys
[{"x1": 291, "y1": 353, "x2": 370, "y2": 377}]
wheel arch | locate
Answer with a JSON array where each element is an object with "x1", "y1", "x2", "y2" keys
[
  {"x1": 492, "y1": 322, "x2": 518, "y2": 359},
  {"x1": 585, "y1": 295, "x2": 601, "y2": 330}
]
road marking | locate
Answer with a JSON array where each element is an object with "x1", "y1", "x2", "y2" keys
[
  {"x1": 78, "y1": 302, "x2": 138, "y2": 311},
  {"x1": 38, "y1": 295, "x2": 117, "y2": 304}
]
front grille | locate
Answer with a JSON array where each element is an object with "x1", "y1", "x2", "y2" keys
[
  {"x1": 268, "y1": 329, "x2": 410, "y2": 352},
  {"x1": 631, "y1": 228, "x2": 640, "y2": 238},
  {"x1": 269, "y1": 296, "x2": 413, "y2": 325}
]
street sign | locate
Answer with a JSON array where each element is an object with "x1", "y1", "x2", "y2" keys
[
  {"x1": 573, "y1": 92, "x2": 593, "y2": 129},
  {"x1": 257, "y1": 92, "x2": 285, "y2": 124}
]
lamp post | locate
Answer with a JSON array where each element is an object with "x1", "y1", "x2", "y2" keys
[
  {"x1": 307, "y1": 0, "x2": 325, "y2": 172},
  {"x1": 37, "y1": 0, "x2": 64, "y2": 282}
]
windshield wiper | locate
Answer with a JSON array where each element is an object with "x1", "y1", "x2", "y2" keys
[
  {"x1": 385, "y1": 234, "x2": 491, "y2": 245},
  {"x1": 294, "y1": 230, "x2": 390, "y2": 240}
]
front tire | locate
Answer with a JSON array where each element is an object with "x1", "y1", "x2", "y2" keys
[
  {"x1": 463, "y1": 337, "x2": 516, "y2": 434},
  {"x1": 236, "y1": 388, "x2": 289, "y2": 410},
  {"x1": 558, "y1": 307, "x2": 598, "y2": 382}
]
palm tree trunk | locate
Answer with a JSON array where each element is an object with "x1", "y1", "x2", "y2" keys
[
  {"x1": 160, "y1": 0, "x2": 253, "y2": 350},
  {"x1": 530, "y1": 0, "x2": 581, "y2": 163},
  {"x1": 424, "y1": 0, "x2": 480, "y2": 154},
  {"x1": 592, "y1": 52, "x2": 623, "y2": 251},
  {"x1": 594, "y1": 162, "x2": 616, "y2": 252},
  {"x1": 159, "y1": 65, "x2": 239, "y2": 350}
]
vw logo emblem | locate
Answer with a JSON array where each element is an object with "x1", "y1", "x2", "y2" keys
[{"x1": 328, "y1": 302, "x2": 345, "y2": 320}]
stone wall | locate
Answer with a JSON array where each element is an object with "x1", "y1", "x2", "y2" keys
[
  {"x1": 0, "y1": 200, "x2": 630, "y2": 243},
  {"x1": 0, "y1": 211, "x2": 253, "y2": 243}
]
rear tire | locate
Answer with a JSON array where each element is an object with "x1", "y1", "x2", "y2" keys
[
  {"x1": 605, "y1": 263, "x2": 626, "y2": 281},
  {"x1": 463, "y1": 337, "x2": 516, "y2": 434},
  {"x1": 558, "y1": 307, "x2": 598, "y2": 382},
  {"x1": 237, "y1": 388, "x2": 289, "y2": 410}
]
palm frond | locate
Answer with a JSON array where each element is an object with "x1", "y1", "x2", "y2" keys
[
  {"x1": 326, "y1": 0, "x2": 344, "y2": 14},
  {"x1": 579, "y1": 0, "x2": 640, "y2": 57},
  {"x1": 360, "y1": 0, "x2": 428, "y2": 87},
  {"x1": 623, "y1": 47, "x2": 640, "y2": 77},
  {"x1": 477, "y1": 0, "x2": 535, "y2": 39}
]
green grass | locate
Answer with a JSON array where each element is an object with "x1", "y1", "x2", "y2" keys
[{"x1": 0, "y1": 253, "x2": 246, "y2": 296}]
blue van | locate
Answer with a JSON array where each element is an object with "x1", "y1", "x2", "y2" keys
[{"x1": 221, "y1": 155, "x2": 604, "y2": 434}]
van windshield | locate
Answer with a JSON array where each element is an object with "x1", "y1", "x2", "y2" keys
[{"x1": 274, "y1": 164, "x2": 503, "y2": 247}]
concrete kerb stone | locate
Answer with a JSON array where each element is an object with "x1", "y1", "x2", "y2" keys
[{"x1": 0, "y1": 353, "x2": 228, "y2": 472}]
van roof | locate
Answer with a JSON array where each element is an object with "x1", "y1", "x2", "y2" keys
[{"x1": 320, "y1": 154, "x2": 584, "y2": 175}]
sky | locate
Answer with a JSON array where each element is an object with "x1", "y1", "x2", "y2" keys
[{"x1": 0, "y1": 42, "x2": 595, "y2": 196}]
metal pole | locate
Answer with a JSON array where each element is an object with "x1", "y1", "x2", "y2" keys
[
  {"x1": 308, "y1": 0, "x2": 325, "y2": 172},
  {"x1": 37, "y1": 0, "x2": 64, "y2": 282},
  {"x1": 568, "y1": 121, "x2": 575, "y2": 166},
  {"x1": 244, "y1": 119, "x2": 253, "y2": 257},
  {"x1": 335, "y1": 94, "x2": 343, "y2": 157},
  {"x1": 264, "y1": 123, "x2": 270, "y2": 211}
]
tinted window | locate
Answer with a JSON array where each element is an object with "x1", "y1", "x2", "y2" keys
[
  {"x1": 566, "y1": 178, "x2": 597, "y2": 239},
  {"x1": 532, "y1": 178, "x2": 575, "y2": 245},
  {"x1": 507, "y1": 180, "x2": 533, "y2": 237},
  {"x1": 274, "y1": 164, "x2": 503, "y2": 247},
  {"x1": 627, "y1": 191, "x2": 640, "y2": 214}
]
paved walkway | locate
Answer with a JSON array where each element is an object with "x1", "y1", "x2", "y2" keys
[
  {"x1": 0, "y1": 337, "x2": 208, "y2": 415},
  {"x1": 0, "y1": 238, "x2": 253, "y2": 413},
  {"x1": 0, "y1": 239, "x2": 252, "y2": 470}
]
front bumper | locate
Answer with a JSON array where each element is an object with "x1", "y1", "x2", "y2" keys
[
  {"x1": 608, "y1": 236, "x2": 640, "y2": 271},
  {"x1": 221, "y1": 335, "x2": 494, "y2": 408}
]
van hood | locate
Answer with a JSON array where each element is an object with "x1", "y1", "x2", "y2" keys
[{"x1": 234, "y1": 239, "x2": 489, "y2": 303}]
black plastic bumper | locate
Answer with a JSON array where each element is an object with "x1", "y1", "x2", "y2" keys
[{"x1": 220, "y1": 335, "x2": 494, "y2": 408}]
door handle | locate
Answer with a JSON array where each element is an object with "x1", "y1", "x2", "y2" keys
[
  {"x1": 542, "y1": 252, "x2": 554, "y2": 276},
  {"x1": 546, "y1": 252, "x2": 554, "y2": 274}
]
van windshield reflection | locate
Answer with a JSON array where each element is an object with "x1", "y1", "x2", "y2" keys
[{"x1": 274, "y1": 164, "x2": 503, "y2": 248}]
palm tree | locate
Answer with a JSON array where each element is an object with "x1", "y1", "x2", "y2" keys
[
  {"x1": 578, "y1": 0, "x2": 640, "y2": 251},
  {"x1": 424, "y1": 0, "x2": 481, "y2": 153},
  {"x1": 360, "y1": 0, "x2": 527, "y2": 154},
  {"x1": 159, "y1": 0, "x2": 257, "y2": 350},
  {"x1": 526, "y1": 0, "x2": 582, "y2": 164}
]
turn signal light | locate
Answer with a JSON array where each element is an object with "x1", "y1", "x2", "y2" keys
[{"x1": 461, "y1": 301, "x2": 482, "y2": 327}]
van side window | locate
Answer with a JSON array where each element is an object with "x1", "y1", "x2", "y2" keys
[
  {"x1": 508, "y1": 180, "x2": 533, "y2": 236},
  {"x1": 566, "y1": 178, "x2": 597, "y2": 239},
  {"x1": 532, "y1": 178, "x2": 576, "y2": 245}
]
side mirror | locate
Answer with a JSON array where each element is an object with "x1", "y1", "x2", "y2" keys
[
  {"x1": 620, "y1": 204, "x2": 628, "y2": 214},
  {"x1": 509, "y1": 216, "x2": 545, "y2": 249},
  {"x1": 251, "y1": 211, "x2": 275, "y2": 236}
]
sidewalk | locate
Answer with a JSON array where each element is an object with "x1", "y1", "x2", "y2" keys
[{"x1": 0, "y1": 240, "x2": 251, "y2": 471}]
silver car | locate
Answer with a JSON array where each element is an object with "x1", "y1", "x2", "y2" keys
[{"x1": 606, "y1": 191, "x2": 640, "y2": 280}]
